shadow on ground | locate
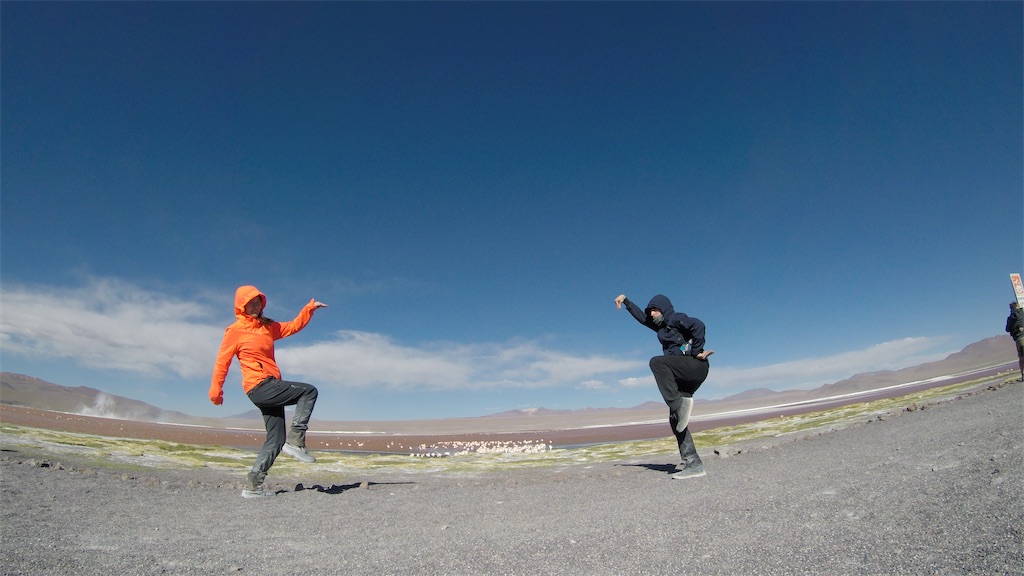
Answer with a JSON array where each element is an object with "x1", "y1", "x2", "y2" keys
[
  {"x1": 618, "y1": 463, "x2": 678, "y2": 475},
  {"x1": 293, "y1": 481, "x2": 415, "y2": 495}
]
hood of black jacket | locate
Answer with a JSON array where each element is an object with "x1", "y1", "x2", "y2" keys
[{"x1": 645, "y1": 294, "x2": 675, "y2": 320}]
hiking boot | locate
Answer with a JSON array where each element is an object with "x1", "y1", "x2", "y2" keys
[
  {"x1": 671, "y1": 459, "x2": 706, "y2": 480},
  {"x1": 282, "y1": 442, "x2": 316, "y2": 463},
  {"x1": 242, "y1": 472, "x2": 275, "y2": 498}
]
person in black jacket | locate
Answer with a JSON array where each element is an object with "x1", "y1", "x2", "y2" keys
[
  {"x1": 615, "y1": 293, "x2": 714, "y2": 480},
  {"x1": 1006, "y1": 302, "x2": 1024, "y2": 381}
]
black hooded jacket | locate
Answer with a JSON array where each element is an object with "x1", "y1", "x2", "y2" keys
[
  {"x1": 623, "y1": 294, "x2": 706, "y2": 357},
  {"x1": 1007, "y1": 306, "x2": 1024, "y2": 338}
]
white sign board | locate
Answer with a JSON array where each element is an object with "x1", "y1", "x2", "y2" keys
[{"x1": 1011, "y1": 273, "x2": 1024, "y2": 309}]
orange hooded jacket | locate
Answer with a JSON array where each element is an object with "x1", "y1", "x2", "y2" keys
[{"x1": 209, "y1": 285, "x2": 320, "y2": 404}]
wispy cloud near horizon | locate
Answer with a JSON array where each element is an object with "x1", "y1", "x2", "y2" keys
[
  {"x1": 701, "y1": 336, "x2": 955, "y2": 395},
  {"x1": 0, "y1": 279, "x2": 962, "y2": 401},
  {"x1": 280, "y1": 331, "x2": 475, "y2": 389},
  {"x1": 0, "y1": 279, "x2": 223, "y2": 379},
  {"x1": 282, "y1": 333, "x2": 642, "y2": 391},
  {"x1": 0, "y1": 279, "x2": 643, "y2": 392}
]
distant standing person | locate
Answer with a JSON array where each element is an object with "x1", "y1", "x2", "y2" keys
[
  {"x1": 209, "y1": 285, "x2": 328, "y2": 498},
  {"x1": 615, "y1": 293, "x2": 714, "y2": 480},
  {"x1": 1005, "y1": 302, "x2": 1024, "y2": 381}
]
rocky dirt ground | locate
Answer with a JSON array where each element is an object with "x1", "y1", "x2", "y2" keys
[{"x1": 1, "y1": 378, "x2": 1021, "y2": 575}]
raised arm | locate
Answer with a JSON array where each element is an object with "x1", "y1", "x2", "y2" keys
[
  {"x1": 271, "y1": 299, "x2": 328, "y2": 340},
  {"x1": 615, "y1": 294, "x2": 651, "y2": 327}
]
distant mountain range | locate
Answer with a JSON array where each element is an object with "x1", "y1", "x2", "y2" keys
[
  {"x1": 0, "y1": 373, "x2": 206, "y2": 424},
  {"x1": 1, "y1": 335, "x2": 1016, "y2": 425}
]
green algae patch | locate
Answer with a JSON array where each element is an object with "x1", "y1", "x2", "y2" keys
[
  {"x1": 0, "y1": 374, "x2": 1011, "y2": 475},
  {"x1": 694, "y1": 374, "x2": 1011, "y2": 449}
]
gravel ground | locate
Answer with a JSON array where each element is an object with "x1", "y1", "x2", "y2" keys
[{"x1": 1, "y1": 380, "x2": 1021, "y2": 576}]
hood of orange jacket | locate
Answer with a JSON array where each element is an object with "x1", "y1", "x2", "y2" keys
[{"x1": 234, "y1": 285, "x2": 267, "y2": 325}]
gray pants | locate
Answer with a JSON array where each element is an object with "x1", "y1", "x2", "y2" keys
[{"x1": 245, "y1": 377, "x2": 318, "y2": 482}]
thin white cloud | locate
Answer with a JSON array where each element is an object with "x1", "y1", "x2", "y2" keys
[
  {"x1": 0, "y1": 280, "x2": 954, "y2": 397},
  {"x1": 617, "y1": 376, "x2": 650, "y2": 388},
  {"x1": 282, "y1": 334, "x2": 641, "y2": 390},
  {"x1": 703, "y1": 336, "x2": 952, "y2": 391},
  {"x1": 0, "y1": 279, "x2": 222, "y2": 378},
  {"x1": 0, "y1": 279, "x2": 642, "y2": 391},
  {"x1": 278, "y1": 332, "x2": 475, "y2": 389},
  {"x1": 577, "y1": 380, "x2": 607, "y2": 391}
]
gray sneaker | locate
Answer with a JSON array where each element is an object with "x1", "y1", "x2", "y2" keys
[
  {"x1": 671, "y1": 460, "x2": 706, "y2": 480},
  {"x1": 282, "y1": 443, "x2": 316, "y2": 463},
  {"x1": 241, "y1": 487, "x2": 276, "y2": 499},
  {"x1": 242, "y1": 472, "x2": 274, "y2": 498}
]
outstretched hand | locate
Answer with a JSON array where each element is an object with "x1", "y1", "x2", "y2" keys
[
  {"x1": 696, "y1": 350, "x2": 714, "y2": 361},
  {"x1": 312, "y1": 301, "x2": 328, "y2": 309},
  {"x1": 614, "y1": 294, "x2": 626, "y2": 310}
]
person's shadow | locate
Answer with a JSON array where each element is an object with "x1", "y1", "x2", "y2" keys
[
  {"x1": 617, "y1": 463, "x2": 678, "y2": 475},
  {"x1": 290, "y1": 481, "x2": 414, "y2": 495}
]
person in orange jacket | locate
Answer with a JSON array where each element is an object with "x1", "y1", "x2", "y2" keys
[{"x1": 210, "y1": 285, "x2": 328, "y2": 498}]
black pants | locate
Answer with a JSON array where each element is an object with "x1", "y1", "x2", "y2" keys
[
  {"x1": 649, "y1": 355, "x2": 709, "y2": 462},
  {"x1": 649, "y1": 355, "x2": 708, "y2": 411},
  {"x1": 245, "y1": 377, "x2": 318, "y2": 480}
]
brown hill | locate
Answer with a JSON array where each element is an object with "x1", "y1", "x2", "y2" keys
[
  {"x1": 0, "y1": 335, "x2": 1016, "y2": 429},
  {"x1": 0, "y1": 373, "x2": 200, "y2": 424},
  {"x1": 814, "y1": 335, "x2": 1016, "y2": 397}
]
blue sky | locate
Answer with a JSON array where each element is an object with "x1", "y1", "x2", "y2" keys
[{"x1": 2, "y1": 2, "x2": 1021, "y2": 422}]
